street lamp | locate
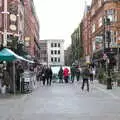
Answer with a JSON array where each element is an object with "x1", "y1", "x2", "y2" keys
[{"x1": 104, "y1": 17, "x2": 112, "y2": 89}]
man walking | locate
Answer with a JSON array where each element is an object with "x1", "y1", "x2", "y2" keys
[
  {"x1": 58, "y1": 66, "x2": 63, "y2": 83},
  {"x1": 76, "y1": 66, "x2": 80, "y2": 82},
  {"x1": 81, "y1": 66, "x2": 90, "y2": 92},
  {"x1": 49, "y1": 67, "x2": 53, "y2": 85},
  {"x1": 45, "y1": 67, "x2": 53, "y2": 86}
]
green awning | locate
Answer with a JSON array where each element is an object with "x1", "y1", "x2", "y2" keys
[{"x1": 0, "y1": 48, "x2": 34, "y2": 63}]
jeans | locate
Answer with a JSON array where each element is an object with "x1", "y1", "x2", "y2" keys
[{"x1": 82, "y1": 78, "x2": 89, "y2": 91}]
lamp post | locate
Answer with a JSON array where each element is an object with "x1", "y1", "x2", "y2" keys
[{"x1": 105, "y1": 17, "x2": 112, "y2": 89}]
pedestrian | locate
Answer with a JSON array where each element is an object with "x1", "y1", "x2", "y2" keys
[
  {"x1": 76, "y1": 66, "x2": 80, "y2": 82},
  {"x1": 49, "y1": 67, "x2": 53, "y2": 85},
  {"x1": 45, "y1": 66, "x2": 53, "y2": 86},
  {"x1": 58, "y1": 66, "x2": 63, "y2": 83},
  {"x1": 90, "y1": 68, "x2": 94, "y2": 83},
  {"x1": 70, "y1": 65, "x2": 76, "y2": 83},
  {"x1": 41, "y1": 67, "x2": 46, "y2": 86},
  {"x1": 16, "y1": 64, "x2": 24, "y2": 91},
  {"x1": 63, "y1": 67, "x2": 69, "y2": 83},
  {"x1": 81, "y1": 66, "x2": 90, "y2": 92}
]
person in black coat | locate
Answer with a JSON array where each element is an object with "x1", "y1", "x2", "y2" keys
[
  {"x1": 76, "y1": 67, "x2": 80, "y2": 82},
  {"x1": 58, "y1": 67, "x2": 63, "y2": 83},
  {"x1": 45, "y1": 67, "x2": 53, "y2": 86},
  {"x1": 49, "y1": 67, "x2": 53, "y2": 85},
  {"x1": 41, "y1": 67, "x2": 46, "y2": 86}
]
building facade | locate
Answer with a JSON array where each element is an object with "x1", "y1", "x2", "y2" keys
[
  {"x1": 71, "y1": 22, "x2": 83, "y2": 65},
  {"x1": 24, "y1": 0, "x2": 40, "y2": 58},
  {"x1": 0, "y1": 0, "x2": 24, "y2": 49},
  {"x1": 46, "y1": 39, "x2": 64, "y2": 66},
  {"x1": 64, "y1": 46, "x2": 72, "y2": 66},
  {"x1": 0, "y1": 0, "x2": 40, "y2": 59},
  {"x1": 82, "y1": 0, "x2": 120, "y2": 65},
  {"x1": 39, "y1": 40, "x2": 48, "y2": 65},
  {"x1": 82, "y1": 6, "x2": 91, "y2": 63}
]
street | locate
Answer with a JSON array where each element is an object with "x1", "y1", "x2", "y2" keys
[{"x1": 1, "y1": 81, "x2": 120, "y2": 120}]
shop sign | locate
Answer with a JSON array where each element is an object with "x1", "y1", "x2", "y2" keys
[{"x1": 95, "y1": 36, "x2": 103, "y2": 51}]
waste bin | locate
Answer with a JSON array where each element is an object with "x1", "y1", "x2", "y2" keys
[{"x1": 20, "y1": 71, "x2": 32, "y2": 94}]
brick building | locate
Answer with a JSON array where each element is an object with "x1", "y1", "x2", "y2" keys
[
  {"x1": 82, "y1": 0, "x2": 120, "y2": 65},
  {"x1": 82, "y1": 5, "x2": 91, "y2": 63},
  {"x1": 24, "y1": 0, "x2": 40, "y2": 58},
  {"x1": 0, "y1": 0, "x2": 40, "y2": 59},
  {"x1": 71, "y1": 22, "x2": 83, "y2": 64},
  {"x1": 0, "y1": 0, "x2": 24, "y2": 49}
]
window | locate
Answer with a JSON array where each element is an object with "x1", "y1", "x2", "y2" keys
[
  {"x1": 58, "y1": 50, "x2": 60, "y2": 54},
  {"x1": 98, "y1": 0, "x2": 102, "y2": 7},
  {"x1": 99, "y1": 17, "x2": 102, "y2": 27},
  {"x1": 51, "y1": 43, "x2": 53, "y2": 47},
  {"x1": 51, "y1": 50, "x2": 53, "y2": 54},
  {"x1": 106, "y1": 9, "x2": 115, "y2": 22},
  {"x1": 0, "y1": 0, "x2": 2, "y2": 7},
  {"x1": 58, "y1": 58, "x2": 60, "y2": 62},
  {"x1": 110, "y1": 31, "x2": 117, "y2": 45},
  {"x1": 58, "y1": 43, "x2": 60, "y2": 47},
  {"x1": 54, "y1": 43, "x2": 57, "y2": 47},
  {"x1": 54, "y1": 50, "x2": 57, "y2": 54},
  {"x1": 91, "y1": 8, "x2": 95, "y2": 16},
  {"x1": 55, "y1": 57, "x2": 57, "y2": 62},
  {"x1": 51, "y1": 57, "x2": 53, "y2": 62},
  {"x1": 92, "y1": 24, "x2": 95, "y2": 33}
]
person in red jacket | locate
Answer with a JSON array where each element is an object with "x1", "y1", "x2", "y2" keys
[{"x1": 63, "y1": 68, "x2": 69, "y2": 83}]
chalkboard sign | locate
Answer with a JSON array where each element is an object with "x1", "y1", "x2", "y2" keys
[{"x1": 22, "y1": 81, "x2": 32, "y2": 93}]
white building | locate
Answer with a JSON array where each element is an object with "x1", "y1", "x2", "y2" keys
[{"x1": 46, "y1": 39, "x2": 64, "y2": 66}]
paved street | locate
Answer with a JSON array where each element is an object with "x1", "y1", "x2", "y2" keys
[{"x1": 1, "y1": 81, "x2": 120, "y2": 120}]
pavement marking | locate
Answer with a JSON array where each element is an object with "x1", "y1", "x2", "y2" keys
[{"x1": 95, "y1": 86, "x2": 120, "y2": 100}]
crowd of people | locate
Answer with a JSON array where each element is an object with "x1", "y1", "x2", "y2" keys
[
  {"x1": 0, "y1": 60, "x2": 96, "y2": 93},
  {"x1": 36, "y1": 64, "x2": 96, "y2": 92}
]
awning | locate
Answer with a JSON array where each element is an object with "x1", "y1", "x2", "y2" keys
[{"x1": 0, "y1": 48, "x2": 34, "y2": 63}]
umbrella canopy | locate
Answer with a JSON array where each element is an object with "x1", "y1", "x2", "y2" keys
[{"x1": 0, "y1": 48, "x2": 34, "y2": 63}]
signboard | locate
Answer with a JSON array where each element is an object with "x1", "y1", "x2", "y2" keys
[
  {"x1": 86, "y1": 56, "x2": 90, "y2": 64},
  {"x1": 95, "y1": 36, "x2": 103, "y2": 51}
]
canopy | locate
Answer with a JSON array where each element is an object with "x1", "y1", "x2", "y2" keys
[{"x1": 0, "y1": 48, "x2": 34, "y2": 63}]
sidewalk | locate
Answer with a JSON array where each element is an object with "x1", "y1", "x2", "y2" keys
[{"x1": 95, "y1": 80, "x2": 120, "y2": 99}]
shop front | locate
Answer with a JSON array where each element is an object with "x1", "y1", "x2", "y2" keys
[{"x1": 0, "y1": 48, "x2": 34, "y2": 94}]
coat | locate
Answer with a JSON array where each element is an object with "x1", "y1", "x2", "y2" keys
[
  {"x1": 58, "y1": 68, "x2": 63, "y2": 79},
  {"x1": 63, "y1": 68, "x2": 69, "y2": 77},
  {"x1": 45, "y1": 68, "x2": 53, "y2": 79},
  {"x1": 82, "y1": 68, "x2": 90, "y2": 79}
]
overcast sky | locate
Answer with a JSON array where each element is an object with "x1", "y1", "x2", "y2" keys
[{"x1": 34, "y1": 0, "x2": 92, "y2": 49}]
